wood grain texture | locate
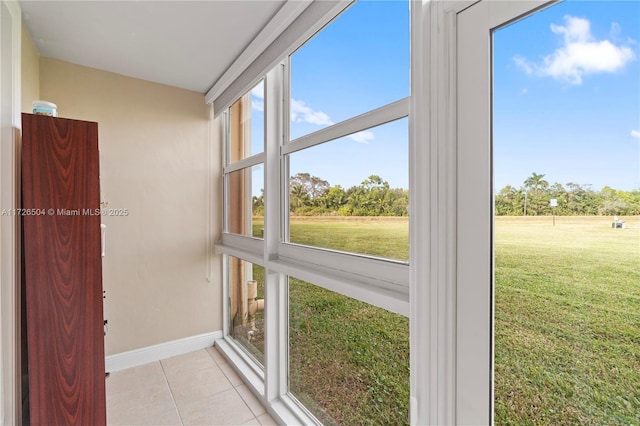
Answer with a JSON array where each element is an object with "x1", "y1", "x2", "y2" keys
[{"x1": 22, "y1": 113, "x2": 106, "y2": 426}]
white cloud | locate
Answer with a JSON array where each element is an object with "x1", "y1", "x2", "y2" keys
[
  {"x1": 631, "y1": 130, "x2": 640, "y2": 139},
  {"x1": 249, "y1": 82, "x2": 375, "y2": 143},
  {"x1": 348, "y1": 131, "x2": 375, "y2": 144},
  {"x1": 290, "y1": 99, "x2": 334, "y2": 126},
  {"x1": 551, "y1": 15, "x2": 591, "y2": 43},
  {"x1": 513, "y1": 15, "x2": 636, "y2": 85},
  {"x1": 290, "y1": 98, "x2": 375, "y2": 144},
  {"x1": 513, "y1": 56, "x2": 533, "y2": 75},
  {"x1": 520, "y1": 88, "x2": 529, "y2": 95}
]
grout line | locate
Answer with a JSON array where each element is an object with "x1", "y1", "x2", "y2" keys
[
  {"x1": 205, "y1": 348, "x2": 271, "y2": 424},
  {"x1": 205, "y1": 345, "x2": 224, "y2": 366},
  {"x1": 205, "y1": 346, "x2": 218, "y2": 364},
  {"x1": 205, "y1": 349, "x2": 262, "y2": 424},
  {"x1": 159, "y1": 360, "x2": 185, "y2": 426}
]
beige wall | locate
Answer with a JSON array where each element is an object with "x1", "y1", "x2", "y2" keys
[
  {"x1": 39, "y1": 58, "x2": 222, "y2": 355},
  {"x1": 21, "y1": 24, "x2": 39, "y2": 112}
]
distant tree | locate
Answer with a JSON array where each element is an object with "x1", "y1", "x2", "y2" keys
[
  {"x1": 565, "y1": 183, "x2": 599, "y2": 215},
  {"x1": 252, "y1": 190, "x2": 264, "y2": 216},
  {"x1": 287, "y1": 172, "x2": 409, "y2": 216},
  {"x1": 598, "y1": 186, "x2": 637, "y2": 215},
  {"x1": 290, "y1": 184, "x2": 309, "y2": 209},
  {"x1": 495, "y1": 185, "x2": 522, "y2": 215},
  {"x1": 320, "y1": 185, "x2": 347, "y2": 211},
  {"x1": 290, "y1": 173, "x2": 329, "y2": 200},
  {"x1": 524, "y1": 172, "x2": 549, "y2": 191},
  {"x1": 523, "y1": 172, "x2": 550, "y2": 215}
]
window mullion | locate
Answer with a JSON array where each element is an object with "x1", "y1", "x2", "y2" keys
[
  {"x1": 264, "y1": 63, "x2": 285, "y2": 403},
  {"x1": 282, "y1": 97, "x2": 410, "y2": 155},
  {"x1": 281, "y1": 59, "x2": 291, "y2": 243},
  {"x1": 223, "y1": 153, "x2": 266, "y2": 174}
]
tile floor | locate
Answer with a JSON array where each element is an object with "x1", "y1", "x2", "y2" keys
[{"x1": 106, "y1": 346, "x2": 277, "y2": 426}]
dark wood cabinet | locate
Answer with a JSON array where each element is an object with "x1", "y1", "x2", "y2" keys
[{"x1": 21, "y1": 113, "x2": 106, "y2": 425}]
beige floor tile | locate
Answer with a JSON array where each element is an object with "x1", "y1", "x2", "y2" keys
[
  {"x1": 107, "y1": 404, "x2": 182, "y2": 426},
  {"x1": 106, "y1": 350, "x2": 276, "y2": 426},
  {"x1": 168, "y1": 366, "x2": 234, "y2": 408},
  {"x1": 162, "y1": 349, "x2": 218, "y2": 380},
  {"x1": 106, "y1": 362, "x2": 167, "y2": 393},
  {"x1": 107, "y1": 393, "x2": 182, "y2": 425},
  {"x1": 235, "y1": 385, "x2": 266, "y2": 417},
  {"x1": 206, "y1": 346, "x2": 228, "y2": 365},
  {"x1": 240, "y1": 418, "x2": 261, "y2": 426},
  {"x1": 218, "y1": 361, "x2": 244, "y2": 387},
  {"x1": 107, "y1": 381, "x2": 181, "y2": 426},
  {"x1": 256, "y1": 413, "x2": 278, "y2": 426},
  {"x1": 179, "y1": 388, "x2": 255, "y2": 426},
  {"x1": 107, "y1": 379, "x2": 173, "y2": 408}
]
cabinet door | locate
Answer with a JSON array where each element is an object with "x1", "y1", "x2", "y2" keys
[{"x1": 22, "y1": 113, "x2": 106, "y2": 426}]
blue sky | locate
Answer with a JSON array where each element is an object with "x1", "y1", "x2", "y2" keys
[
  {"x1": 494, "y1": 0, "x2": 640, "y2": 192},
  {"x1": 250, "y1": 0, "x2": 410, "y2": 192},
  {"x1": 250, "y1": 0, "x2": 639, "y2": 193},
  {"x1": 287, "y1": 0, "x2": 409, "y2": 191}
]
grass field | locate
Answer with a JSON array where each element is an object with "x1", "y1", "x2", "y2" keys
[
  {"x1": 252, "y1": 217, "x2": 410, "y2": 425},
  {"x1": 288, "y1": 279, "x2": 409, "y2": 425},
  {"x1": 289, "y1": 216, "x2": 409, "y2": 261},
  {"x1": 244, "y1": 215, "x2": 639, "y2": 424},
  {"x1": 494, "y1": 216, "x2": 640, "y2": 425}
]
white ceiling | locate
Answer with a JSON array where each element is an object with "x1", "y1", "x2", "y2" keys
[{"x1": 19, "y1": 1, "x2": 287, "y2": 93}]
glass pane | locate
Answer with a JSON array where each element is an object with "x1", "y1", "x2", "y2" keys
[
  {"x1": 289, "y1": 1, "x2": 409, "y2": 140},
  {"x1": 229, "y1": 80, "x2": 264, "y2": 163},
  {"x1": 493, "y1": 2, "x2": 640, "y2": 424},
  {"x1": 228, "y1": 256, "x2": 265, "y2": 365},
  {"x1": 288, "y1": 277, "x2": 409, "y2": 425},
  {"x1": 227, "y1": 165, "x2": 264, "y2": 238},
  {"x1": 287, "y1": 118, "x2": 408, "y2": 261}
]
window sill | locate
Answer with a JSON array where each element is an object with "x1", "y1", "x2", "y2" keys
[
  {"x1": 214, "y1": 337, "x2": 322, "y2": 425},
  {"x1": 269, "y1": 254, "x2": 409, "y2": 316}
]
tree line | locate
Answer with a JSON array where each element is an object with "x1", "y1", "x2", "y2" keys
[
  {"x1": 252, "y1": 171, "x2": 639, "y2": 217},
  {"x1": 495, "y1": 172, "x2": 640, "y2": 216},
  {"x1": 253, "y1": 173, "x2": 409, "y2": 216}
]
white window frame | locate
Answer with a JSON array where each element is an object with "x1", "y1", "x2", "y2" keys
[
  {"x1": 213, "y1": 1, "x2": 560, "y2": 424},
  {"x1": 279, "y1": 49, "x2": 411, "y2": 313},
  {"x1": 215, "y1": 1, "x2": 412, "y2": 423},
  {"x1": 455, "y1": 1, "x2": 555, "y2": 424}
]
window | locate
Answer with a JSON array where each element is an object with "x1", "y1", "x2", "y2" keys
[
  {"x1": 227, "y1": 256, "x2": 265, "y2": 365},
  {"x1": 288, "y1": 277, "x2": 409, "y2": 425},
  {"x1": 212, "y1": 0, "x2": 632, "y2": 424},
  {"x1": 493, "y1": 3, "x2": 640, "y2": 424},
  {"x1": 228, "y1": 80, "x2": 264, "y2": 163},
  {"x1": 289, "y1": 0, "x2": 409, "y2": 139},
  {"x1": 226, "y1": 165, "x2": 263, "y2": 238},
  {"x1": 216, "y1": 1, "x2": 410, "y2": 423},
  {"x1": 458, "y1": 0, "x2": 640, "y2": 423},
  {"x1": 223, "y1": 81, "x2": 265, "y2": 241},
  {"x1": 287, "y1": 118, "x2": 409, "y2": 261}
]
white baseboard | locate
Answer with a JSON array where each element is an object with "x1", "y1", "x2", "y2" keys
[{"x1": 105, "y1": 330, "x2": 223, "y2": 372}]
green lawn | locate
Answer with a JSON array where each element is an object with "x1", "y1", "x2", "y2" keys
[
  {"x1": 253, "y1": 217, "x2": 410, "y2": 425},
  {"x1": 289, "y1": 279, "x2": 409, "y2": 425},
  {"x1": 289, "y1": 216, "x2": 409, "y2": 261},
  {"x1": 248, "y1": 215, "x2": 639, "y2": 425},
  {"x1": 494, "y1": 216, "x2": 640, "y2": 425}
]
